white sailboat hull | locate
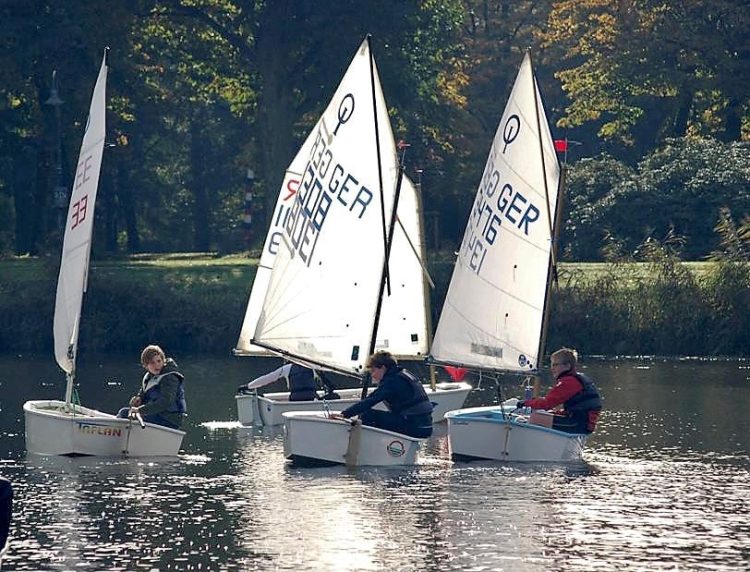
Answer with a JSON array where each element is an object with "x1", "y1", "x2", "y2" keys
[
  {"x1": 446, "y1": 406, "x2": 587, "y2": 463},
  {"x1": 24, "y1": 400, "x2": 185, "y2": 457},
  {"x1": 283, "y1": 411, "x2": 424, "y2": 467},
  {"x1": 236, "y1": 382, "x2": 472, "y2": 426}
]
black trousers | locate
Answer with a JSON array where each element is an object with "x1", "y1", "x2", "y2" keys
[
  {"x1": 289, "y1": 390, "x2": 317, "y2": 402},
  {"x1": 360, "y1": 410, "x2": 433, "y2": 438},
  {"x1": 551, "y1": 412, "x2": 589, "y2": 434}
]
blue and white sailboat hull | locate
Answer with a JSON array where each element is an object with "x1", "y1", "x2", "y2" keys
[{"x1": 446, "y1": 406, "x2": 587, "y2": 463}]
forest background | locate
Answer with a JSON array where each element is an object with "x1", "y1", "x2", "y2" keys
[{"x1": 1, "y1": 1, "x2": 748, "y2": 357}]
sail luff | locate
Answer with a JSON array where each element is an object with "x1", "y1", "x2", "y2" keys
[
  {"x1": 53, "y1": 51, "x2": 107, "y2": 392},
  {"x1": 538, "y1": 165, "x2": 566, "y2": 364},
  {"x1": 529, "y1": 50, "x2": 561, "y2": 367},
  {"x1": 367, "y1": 34, "x2": 391, "y2": 301},
  {"x1": 234, "y1": 135, "x2": 319, "y2": 356},
  {"x1": 366, "y1": 35, "x2": 392, "y2": 360}
]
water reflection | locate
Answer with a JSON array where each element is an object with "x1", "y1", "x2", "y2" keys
[{"x1": 1, "y1": 355, "x2": 749, "y2": 570}]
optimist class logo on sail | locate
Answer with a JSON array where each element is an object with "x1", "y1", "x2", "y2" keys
[
  {"x1": 283, "y1": 93, "x2": 375, "y2": 266},
  {"x1": 461, "y1": 113, "x2": 542, "y2": 275}
]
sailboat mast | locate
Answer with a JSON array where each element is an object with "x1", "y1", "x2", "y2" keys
[
  {"x1": 362, "y1": 165, "x2": 405, "y2": 398},
  {"x1": 359, "y1": 35, "x2": 400, "y2": 398},
  {"x1": 367, "y1": 34, "x2": 391, "y2": 297},
  {"x1": 538, "y1": 166, "x2": 566, "y2": 363},
  {"x1": 528, "y1": 49, "x2": 562, "y2": 367},
  {"x1": 414, "y1": 172, "x2": 438, "y2": 389}
]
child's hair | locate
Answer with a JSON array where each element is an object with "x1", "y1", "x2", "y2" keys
[
  {"x1": 366, "y1": 351, "x2": 397, "y2": 370},
  {"x1": 140, "y1": 344, "x2": 166, "y2": 367},
  {"x1": 551, "y1": 347, "x2": 578, "y2": 369}
]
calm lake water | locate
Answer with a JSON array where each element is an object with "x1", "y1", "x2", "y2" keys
[{"x1": 1, "y1": 353, "x2": 749, "y2": 571}]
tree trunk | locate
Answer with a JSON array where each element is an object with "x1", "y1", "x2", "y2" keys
[
  {"x1": 723, "y1": 97, "x2": 742, "y2": 141},
  {"x1": 670, "y1": 87, "x2": 693, "y2": 138},
  {"x1": 101, "y1": 158, "x2": 118, "y2": 253},
  {"x1": 255, "y1": 0, "x2": 298, "y2": 235},
  {"x1": 12, "y1": 144, "x2": 37, "y2": 255},
  {"x1": 119, "y1": 138, "x2": 140, "y2": 253},
  {"x1": 190, "y1": 112, "x2": 210, "y2": 252}
]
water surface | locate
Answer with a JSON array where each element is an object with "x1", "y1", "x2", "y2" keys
[{"x1": 1, "y1": 354, "x2": 748, "y2": 571}]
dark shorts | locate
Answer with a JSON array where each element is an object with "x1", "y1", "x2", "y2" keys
[
  {"x1": 552, "y1": 412, "x2": 590, "y2": 434},
  {"x1": 289, "y1": 390, "x2": 317, "y2": 402}
]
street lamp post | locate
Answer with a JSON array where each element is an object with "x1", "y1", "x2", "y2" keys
[
  {"x1": 242, "y1": 168, "x2": 255, "y2": 251},
  {"x1": 45, "y1": 70, "x2": 67, "y2": 232}
]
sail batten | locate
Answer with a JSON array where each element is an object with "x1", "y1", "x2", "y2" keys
[{"x1": 430, "y1": 52, "x2": 560, "y2": 374}]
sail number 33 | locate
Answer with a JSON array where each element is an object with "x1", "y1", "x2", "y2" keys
[{"x1": 70, "y1": 153, "x2": 95, "y2": 230}]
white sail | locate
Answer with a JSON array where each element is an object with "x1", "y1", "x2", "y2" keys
[
  {"x1": 374, "y1": 175, "x2": 429, "y2": 357},
  {"x1": 236, "y1": 171, "x2": 430, "y2": 359},
  {"x1": 53, "y1": 54, "x2": 108, "y2": 375},
  {"x1": 235, "y1": 129, "x2": 319, "y2": 356},
  {"x1": 430, "y1": 52, "x2": 560, "y2": 373},
  {"x1": 252, "y1": 38, "x2": 401, "y2": 376},
  {"x1": 26, "y1": 51, "x2": 186, "y2": 458}
]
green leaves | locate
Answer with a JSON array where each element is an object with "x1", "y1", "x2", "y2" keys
[{"x1": 563, "y1": 137, "x2": 750, "y2": 260}]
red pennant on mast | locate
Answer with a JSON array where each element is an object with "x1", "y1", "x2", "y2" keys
[{"x1": 554, "y1": 139, "x2": 569, "y2": 152}]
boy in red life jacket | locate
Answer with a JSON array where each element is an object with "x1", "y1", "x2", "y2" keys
[{"x1": 516, "y1": 347, "x2": 602, "y2": 434}]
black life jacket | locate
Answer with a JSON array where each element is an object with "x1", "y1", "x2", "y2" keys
[
  {"x1": 384, "y1": 368, "x2": 433, "y2": 416},
  {"x1": 564, "y1": 372, "x2": 602, "y2": 413},
  {"x1": 288, "y1": 364, "x2": 317, "y2": 395}
]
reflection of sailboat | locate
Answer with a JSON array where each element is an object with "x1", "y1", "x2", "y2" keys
[
  {"x1": 23, "y1": 52, "x2": 184, "y2": 457},
  {"x1": 250, "y1": 36, "x2": 432, "y2": 466},
  {"x1": 434, "y1": 52, "x2": 587, "y2": 462},
  {"x1": 233, "y1": 51, "x2": 470, "y2": 428}
]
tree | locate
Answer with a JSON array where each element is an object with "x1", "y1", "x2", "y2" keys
[
  {"x1": 563, "y1": 137, "x2": 750, "y2": 260},
  {"x1": 0, "y1": 0, "x2": 134, "y2": 254},
  {"x1": 542, "y1": 0, "x2": 750, "y2": 158}
]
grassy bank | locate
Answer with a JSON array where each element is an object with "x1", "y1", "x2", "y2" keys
[
  {"x1": 1, "y1": 253, "x2": 748, "y2": 358},
  {"x1": 0, "y1": 253, "x2": 256, "y2": 357}
]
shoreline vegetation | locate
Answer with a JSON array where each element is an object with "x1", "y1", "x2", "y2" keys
[{"x1": 1, "y1": 251, "x2": 748, "y2": 358}]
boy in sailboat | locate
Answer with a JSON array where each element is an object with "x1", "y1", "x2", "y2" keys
[
  {"x1": 330, "y1": 351, "x2": 433, "y2": 438},
  {"x1": 117, "y1": 345, "x2": 187, "y2": 429},
  {"x1": 516, "y1": 348, "x2": 602, "y2": 434},
  {"x1": 237, "y1": 363, "x2": 340, "y2": 401}
]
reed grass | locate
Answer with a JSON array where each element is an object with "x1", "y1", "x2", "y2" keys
[{"x1": 1, "y1": 251, "x2": 747, "y2": 357}]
